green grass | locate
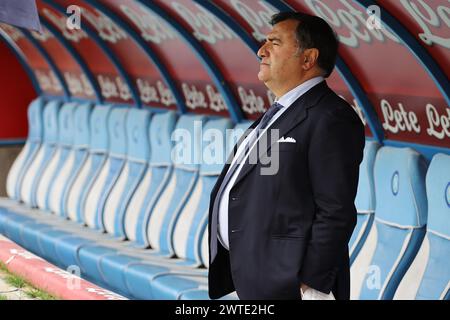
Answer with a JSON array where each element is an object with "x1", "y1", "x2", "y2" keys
[
  {"x1": 4, "y1": 274, "x2": 26, "y2": 288},
  {"x1": 25, "y1": 288, "x2": 56, "y2": 300},
  {"x1": 0, "y1": 262, "x2": 57, "y2": 300},
  {"x1": 0, "y1": 262, "x2": 8, "y2": 272}
]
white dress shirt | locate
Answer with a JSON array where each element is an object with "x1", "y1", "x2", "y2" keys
[{"x1": 217, "y1": 76, "x2": 325, "y2": 250}]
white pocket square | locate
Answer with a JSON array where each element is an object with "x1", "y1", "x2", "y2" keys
[{"x1": 277, "y1": 136, "x2": 296, "y2": 143}]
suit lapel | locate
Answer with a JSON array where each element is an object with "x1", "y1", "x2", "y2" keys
[{"x1": 232, "y1": 81, "x2": 330, "y2": 188}]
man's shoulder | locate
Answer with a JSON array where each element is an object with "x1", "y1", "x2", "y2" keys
[{"x1": 311, "y1": 88, "x2": 362, "y2": 124}]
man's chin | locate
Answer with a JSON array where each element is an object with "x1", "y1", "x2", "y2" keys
[{"x1": 257, "y1": 73, "x2": 269, "y2": 83}]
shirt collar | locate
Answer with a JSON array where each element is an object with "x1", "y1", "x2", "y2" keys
[{"x1": 275, "y1": 76, "x2": 325, "y2": 109}]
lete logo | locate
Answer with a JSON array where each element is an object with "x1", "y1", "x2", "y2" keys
[{"x1": 401, "y1": 0, "x2": 450, "y2": 49}]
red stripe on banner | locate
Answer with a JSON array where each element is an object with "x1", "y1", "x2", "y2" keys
[{"x1": 0, "y1": 236, "x2": 126, "y2": 300}]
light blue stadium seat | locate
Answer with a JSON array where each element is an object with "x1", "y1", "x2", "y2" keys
[
  {"x1": 75, "y1": 114, "x2": 207, "y2": 297},
  {"x1": 19, "y1": 100, "x2": 61, "y2": 207},
  {"x1": 0, "y1": 109, "x2": 47, "y2": 242},
  {"x1": 50, "y1": 103, "x2": 93, "y2": 217},
  {"x1": 60, "y1": 111, "x2": 177, "y2": 296},
  {"x1": 17, "y1": 105, "x2": 111, "y2": 267},
  {"x1": 103, "y1": 109, "x2": 151, "y2": 239},
  {"x1": 147, "y1": 121, "x2": 249, "y2": 300},
  {"x1": 144, "y1": 114, "x2": 206, "y2": 257},
  {"x1": 36, "y1": 102, "x2": 77, "y2": 211},
  {"x1": 84, "y1": 107, "x2": 128, "y2": 230},
  {"x1": 349, "y1": 140, "x2": 380, "y2": 264},
  {"x1": 170, "y1": 118, "x2": 233, "y2": 267},
  {"x1": 124, "y1": 111, "x2": 177, "y2": 247},
  {"x1": 6, "y1": 97, "x2": 45, "y2": 201},
  {"x1": 351, "y1": 147, "x2": 428, "y2": 300},
  {"x1": 66, "y1": 105, "x2": 111, "y2": 223},
  {"x1": 3, "y1": 110, "x2": 178, "y2": 297},
  {"x1": 394, "y1": 153, "x2": 450, "y2": 300},
  {"x1": 16, "y1": 104, "x2": 94, "y2": 266},
  {"x1": 27, "y1": 106, "x2": 118, "y2": 269}
]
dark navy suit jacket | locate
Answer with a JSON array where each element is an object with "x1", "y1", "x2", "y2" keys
[{"x1": 208, "y1": 81, "x2": 365, "y2": 300}]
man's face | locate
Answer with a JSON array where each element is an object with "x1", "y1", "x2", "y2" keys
[{"x1": 257, "y1": 19, "x2": 303, "y2": 92}]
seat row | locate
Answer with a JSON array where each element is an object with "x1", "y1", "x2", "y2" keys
[
  {"x1": 349, "y1": 141, "x2": 449, "y2": 300},
  {"x1": 0, "y1": 98, "x2": 250, "y2": 299},
  {"x1": 0, "y1": 97, "x2": 448, "y2": 299}
]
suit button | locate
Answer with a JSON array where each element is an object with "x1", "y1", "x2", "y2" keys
[{"x1": 231, "y1": 197, "x2": 239, "y2": 201}]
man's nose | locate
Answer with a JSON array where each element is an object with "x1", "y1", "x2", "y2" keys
[{"x1": 257, "y1": 43, "x2": 268, "y2": 59}]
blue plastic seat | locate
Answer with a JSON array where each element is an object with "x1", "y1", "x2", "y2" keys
[
  {"x1": 144, "y1": 114, "x2": 206, "y2": 257},
  {"x1": 49, "y1": 103, "x2": 93, "y2": 217},
  {"x1": 351, "y1": 147, "x2": 428, "y2": 300},
  {"x1": 19, "y1": 100, "x2": 61, "y2": 207},
  {"x1": 83, "y1": 108, "x2": 128, "y2": 230},
  {"x1": 103, "y1": 109, "x2": 151, "y2": 239},
  {"x1": 6, "y1": 97, "x2": 45, "y2": 201},
  {"x1": 36, "y1": 102, "x2": 77, "y2": 211},
  {"x1": 66, "y1": 105, "x2": 111, "y2": 223},
  {"x1": 78, "y1": 114, "x2": 207, "y2": 297},
  {"x1": 18, "y1": 105, "x2": 111, "y2": 266},
  {"x1": 349, "y1": 140, "x2": 379, "y2": 264},
  {"x1": 144, "y1": 121, "x2": 249, "y2": 300},
  {"x1": 124, "y1": 111, "x2": 177, "y2": 247},
  {"x1": 394, "y1": 153, "x2": 450, "y2": 300}
]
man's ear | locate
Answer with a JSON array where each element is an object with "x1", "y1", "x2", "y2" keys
[{"x1": 302, "y1": 48, "x2": 319, "y2": 70}]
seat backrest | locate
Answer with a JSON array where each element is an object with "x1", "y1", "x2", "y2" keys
[
  {"x1": 90, "y1": 105, "x2": 111, "y2": 154},
  {"x1": 149, "y1": 111, "x2": 178, "y2": 166},
  {"x1": 73, "y1": 103, "x2": 92, "y2": 150},
  {"x1": 172, "y1": 118, "x2": 233, "y2": 265},
  {"x1": 42, "y1": 100, "x2": 60, "y2": 146},
  {"x1": 51, "y1": 103, "x2": 93, "y2": 216},
  {"x1": 20, "y1": 100, "x2": 61, "y2": 205},
  {"x1": 84, "y1": 107, "x2": 128, "y2": 229},
  {"x1": 58, "y1": 102, "x2": 76, "y2": 148},
  {"x1": 28, "y1": 97, "x2": 45, "y2": 143},
  {"x1": 36, "y1": 101, "x2": 77, "y2": 210},
  {"x1": 147, "y1": 114, "x2": 206, "y2": 255},
  {"x1": 103, "y1": 108, "x2": 151, "y2": 237},
  {"x1": 126, "y1": 109, "x2": 151, "y2": 162},
  {"x1": 108, "y1": 108, "x2": 128, "y2": 159},
  {"x1": 123, "y1": 111, "x2": 177, "y2": 246},
  {"x1": 7, "y1": 97, "x2": 44, "y2": 199},
  {"x1": 349, "y1": 140, "x2": 380, "y2": 262},
  {"x1": 66, "y1": 105, "x2": 111, "y2": 222},
  {"x1": 394, "y1": 153, "x2": 450, "y2": 300},
  {"x1": 200, "y1": 118, "x2": 236, "y2": 176},
  {"x1": 171, "y1": 114, "x2": 205, "y2": 171},
  {"x1": 355, "y1": 140, "x2": 380, "y2": 213},
  {"x1": 352, "y1": 146, "x2": 428, "y2": 300}
]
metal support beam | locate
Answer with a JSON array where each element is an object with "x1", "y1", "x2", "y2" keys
[
  {"x1": 21, "y1": 28, "x2": 71, "y2": 100},
  {"x1": 39, "y1": 17, "x2": 102, "y2": 103},
  {"x1": 44, "y1": 0, "x2": 142, "y2": 107},
  {"x1": 136, "y1": 0, "x2": 244, "y2": 123},
  {"x1": 84, "y1": 0, "x2": 188, "y2": 113}
]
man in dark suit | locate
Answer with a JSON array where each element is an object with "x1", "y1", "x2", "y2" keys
[{"x1": 208, "y1": 12, "x2": 365, "y2": 300}]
